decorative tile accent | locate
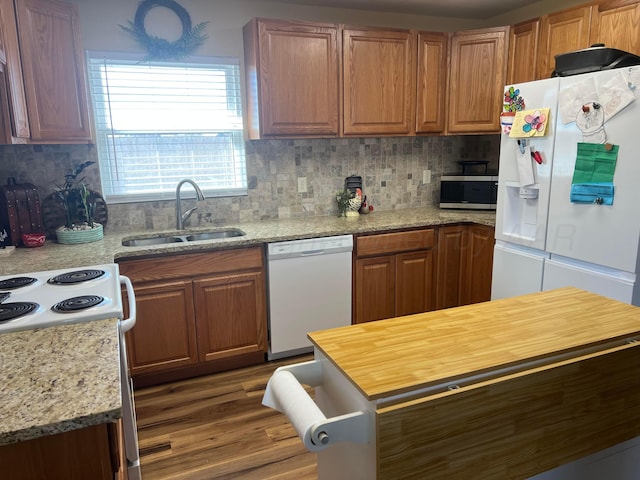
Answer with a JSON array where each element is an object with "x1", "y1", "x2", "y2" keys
[{"x1": 0, "y1": 136, "x2": 499, "y2": 231}]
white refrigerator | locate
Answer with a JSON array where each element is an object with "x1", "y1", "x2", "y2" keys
[{"x1": 492, "y1": 66, "x2": 640, "y2": 306}]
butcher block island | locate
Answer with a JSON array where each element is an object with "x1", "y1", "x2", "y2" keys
[{"x1": 264, "y1": 287, "x2": 640, "y2": 480}]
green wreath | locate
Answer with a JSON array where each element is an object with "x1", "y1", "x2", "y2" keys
[{"x1": 120, "y1": 0, "x2": 209, "y2": 61}]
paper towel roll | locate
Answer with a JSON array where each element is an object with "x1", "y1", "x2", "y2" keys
[{"x1": 263, "y1": 369, "x2": 328, "y2": 451}]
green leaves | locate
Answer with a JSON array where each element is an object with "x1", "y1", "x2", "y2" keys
[
  {"x1": 55, "y1": 162, "x2": 98, "y2": 228},
  {"x1": 336, "y1": 189, "x2": 355, "y2": 217}
]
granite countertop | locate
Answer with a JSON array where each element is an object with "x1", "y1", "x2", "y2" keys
[
  {"x1": 2, "y1": 207, "x2": 496, "y2": 275},
  {"x1": 0, "y1": 319, "x2": 121, "y2": 446},
  {"x1": 0, "y1": 207, "x2": 494, "y2": 445}
]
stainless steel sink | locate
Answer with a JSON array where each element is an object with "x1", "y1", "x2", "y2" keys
[
  {"x1": 121, "y1": 236, "x2": 185, "y2": 247},
  {"x1": 121, "y1": 229, "x2": 245, "y2": 247},
  {"x1": 186, "y1": 229, "x2": 245, "y2": 241}
]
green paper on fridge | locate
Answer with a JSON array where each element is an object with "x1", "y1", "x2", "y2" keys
[{"x1": 572, "y1": 143, "x2": 619, "y2": 184}]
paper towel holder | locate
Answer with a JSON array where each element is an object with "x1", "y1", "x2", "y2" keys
[{"x1": 263, "y1": 361, "x2": 372, "y2": 452}]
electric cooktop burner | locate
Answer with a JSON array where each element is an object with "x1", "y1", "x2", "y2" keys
[
  {"x1": 48, "y1": 269, "x2": 106, "y2": 285},
  {"x1": 51, "y1": 295, "x2": 105, "y2": 313},
  {"x1": 0, "y1": 302, "x2": 39, "y2": 322},
  {"x1": 0, "y1": 277, "x2": 37, "y2": 290}
]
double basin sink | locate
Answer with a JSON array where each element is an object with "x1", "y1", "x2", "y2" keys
[{"x1": 122, "y1": 228, "x2": 245, "y2": 247}]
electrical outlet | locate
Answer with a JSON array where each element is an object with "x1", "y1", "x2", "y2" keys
[
  {"x1": 297, "y1": 177, "x2": 307, "y2": 193},
  {"x1": 423, "y1": 170, "x2": 431, "y2": 184}
]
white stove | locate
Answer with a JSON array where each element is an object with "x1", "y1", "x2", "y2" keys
[{"x1": 0, "y1": 264, "x2": 135, "y2": 334}]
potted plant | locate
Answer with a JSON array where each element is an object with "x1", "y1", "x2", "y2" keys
[{"x1": 53, "y1": 161, "x2": 105, "y2": 244}]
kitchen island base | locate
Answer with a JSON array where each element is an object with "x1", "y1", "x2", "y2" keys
[
  {"x1": 266, "y1": 288, "x2": 640, "y2": 479},
  {"x1": 312, "y1": 345, "x2": 640, "y2": 480},
  {"x1": 376, "y1": 343, "x2": 640, "y2": 479}
]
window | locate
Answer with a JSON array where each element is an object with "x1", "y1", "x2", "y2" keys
[{"x1": 87, "y1": 52, "x2": 247, "y2": 203}]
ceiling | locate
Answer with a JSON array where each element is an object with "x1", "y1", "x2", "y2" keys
[{"x1": 270, "y1": 0, "x2": 533, "y2": 19}]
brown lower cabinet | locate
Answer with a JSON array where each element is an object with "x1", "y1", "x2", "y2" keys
[
  {"x1": 0, "y1": 422, "x2": 123, "y2": 480},
  {"x1": 354, "y1": 228, "x2": 436, "y2": 323},
  {"x1": 354, "y1": 224, "x2": 495, "y2": 323},
  {"x1": 435, "y1": 224, "x2": 495, "y2": 310},
  {"x1": 118, "y1": 247, "x2": 268, "y2": 387}
]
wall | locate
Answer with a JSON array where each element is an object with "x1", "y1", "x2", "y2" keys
[
  {"x1": 68, "y1": 0, "x2": 591, "y2": 53},
  {"x1": 488, "y1": 0, "x2": 587, "y2": 26},
  {"x1": 1, "y1": 0, "x2": 578, "y2": 232}
]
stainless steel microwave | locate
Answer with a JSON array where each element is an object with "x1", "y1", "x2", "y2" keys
[{"x1": 439, "y1": 175, "x2": 498, "y2": 210}]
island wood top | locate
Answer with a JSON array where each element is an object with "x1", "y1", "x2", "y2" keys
[{"x1": 308, "y1": 287, "x2": 640, "y2": 401}]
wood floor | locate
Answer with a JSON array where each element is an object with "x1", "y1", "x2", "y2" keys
[{"x1": 133, "y1": 355, "x2": 317, "y2": 480}]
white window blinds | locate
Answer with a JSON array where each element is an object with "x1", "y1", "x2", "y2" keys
[{"x1": 87, "y1": 53, "x2": 247, "y2": 203}]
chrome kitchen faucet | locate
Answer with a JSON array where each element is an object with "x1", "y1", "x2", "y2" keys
[{"x1": 175, "y1": 179, "x2": 205, "y2": 230}]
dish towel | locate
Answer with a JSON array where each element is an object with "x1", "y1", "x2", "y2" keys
[{"x1": 570, "y1": 143, "x2": 618, "y2": 205}]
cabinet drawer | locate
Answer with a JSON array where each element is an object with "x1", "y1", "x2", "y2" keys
[
  {"x1": 356, "y1": 229, "x2": 435, "y2": 257},
  {"x1": 118, "y1": 246, "x2": 264, "y2": 281}
]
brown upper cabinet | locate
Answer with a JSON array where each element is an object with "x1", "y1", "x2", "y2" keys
[
  {"x1": 0, "y1": 9, "x2": 6, "y2": 64},
  {"x1": 537, "y1": 5, "x2": 592, "y2": 79},
  {"x1": 447, "y1": 27, "x2": 508, "y2": 134},
  {"x1": 243, "y1": 18, "x2": 340, "y2": 139},
  {"x1": 243, "y1": 19, "x2": 509, "y2": 137},
  {"x1": 0, "y1": 0, "x2": 30, "y2": 141},
  {"x1": 590, "y1": 0, "x2": 640, "y2": 55},
  {"x1": 243, "y1": 2, "x2": 640, "y2": 138},
  {"x1": 507, "y1": 19, "x2": 540, "y2": 84},
  {"x1": 342, "y1": 27, "x2": 416, "y2": 136},
  {"x1": 0, "y1": 0, "x2": 92, "y2": 143},
  {"x1": 416, "y1": 32, "x2": 448, "y2": 134},
  {"x1": 509, "y1": 0, "x2": 640, "y2": 83}
]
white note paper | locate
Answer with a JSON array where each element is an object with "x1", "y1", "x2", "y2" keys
[{"x1": 517, "y1": 145, "x2": 535, "y2": 187}]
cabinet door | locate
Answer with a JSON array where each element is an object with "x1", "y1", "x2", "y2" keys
[
  {"x1": 343, "y1": 28, "x2": 415, "y2": 135},
  {"x1": 0, "y1": 64, "x2": 10, "y2": 144},
  {"x1": 590, "y1": 0, "x2": 640, "y2": 56},
  {"x1": 247, "y1": 19, "x2": 339, "y2": 137},
  {"x1": 460, "y1": 224, "x2": 494, "y2": 306},
  {"x1": 416, "y1": 32, "x2": 447, "y2": 134},
  {"x1": 396, "y1": 250, "x2": 435, "y2": 316},
  {"x1": 0, "y1": 0, "x2": 29, "y2": 139},
  {"x1": 435, "y1": 225, "x2": 466, "y2": 310},
  {"x1": 0, "y1": 7, "x2": 5, "y2": 65},
  {"x1": 354, "y1": 255, "x2": 395, "y2": 323},
  {"x1": 447, "y1": 27, "x2": 507, "y2": 134},
  {"x1": 194, "y1": 271, "x2": 267, "y2": 362},
  {"x1": 0, "y1": 423, "x2": 114, "y2": 479},
  {"x1": 124, "y1": 280, "x2": 198, "y2": 376},
  {"x1": 507, "y1": 19, "x2": 540, "y2": 84},
  {"x1": 14, "y1": 0, "x2": 92, "y2": 141},
  {"x1": 537, "y1": 6, "x2": 592, "y2": 79}
]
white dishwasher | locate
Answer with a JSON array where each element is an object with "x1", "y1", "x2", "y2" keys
[{"x1": 267, "y1": 234, "x2": 353, "y2": 360}]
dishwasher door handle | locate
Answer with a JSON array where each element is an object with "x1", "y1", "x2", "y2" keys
[{"x1": 299, "y1": 249, "x2": 325, "y2": 256}]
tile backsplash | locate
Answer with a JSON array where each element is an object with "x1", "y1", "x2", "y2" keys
[{"x1": 0, "y1": 135, "x2": 499, "y2": 232}]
